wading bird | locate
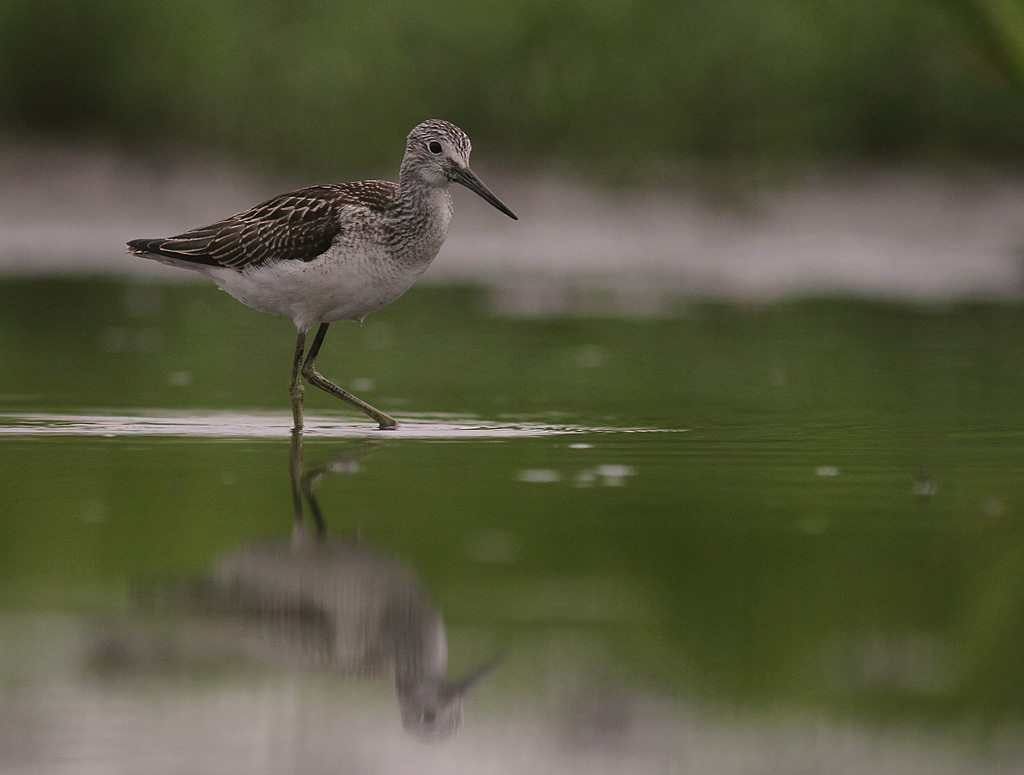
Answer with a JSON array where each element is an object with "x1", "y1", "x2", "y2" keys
[{"x1": 128, "y1": 120, "x2": 517, "y2": 430}]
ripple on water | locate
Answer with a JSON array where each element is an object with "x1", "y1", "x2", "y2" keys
[{"x1": 0, "y1": 412, "x2": 682, "y2": 440}]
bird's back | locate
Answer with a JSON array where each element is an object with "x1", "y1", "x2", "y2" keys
[{"x1": 127, "y1": 182, "x2": 400, "y2": 271}]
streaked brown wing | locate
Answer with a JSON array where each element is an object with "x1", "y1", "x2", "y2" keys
[{"x1": 127, "y1": 182, "x2": 397, "y2": 269}]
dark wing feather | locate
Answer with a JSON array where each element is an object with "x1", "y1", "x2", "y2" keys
[{"x1": 127, "y1": 182, "x2": 398, "y2": 270}]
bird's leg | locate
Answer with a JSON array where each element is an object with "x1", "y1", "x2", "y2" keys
[
  {"x1": 301, "y1": 322, "x2": 398, "y2": 430},
  {"x1": 290, "y1": 330, "x2": 307, "y2": 431},
  {"x1": 288, "y1": 427, "x2": 305, "y2": 532}
]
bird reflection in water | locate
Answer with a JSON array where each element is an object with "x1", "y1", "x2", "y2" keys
[{"x1": 149, "y1": 432, "x2": 498, "y2": 740}]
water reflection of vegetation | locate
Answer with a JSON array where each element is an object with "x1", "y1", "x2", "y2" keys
[
  {"x1": 2, "y1": 279, "x2": 1024, "y2": 731},
  {"x1": 4, "y1": 280, "x2": 1024, "y2": 432}
]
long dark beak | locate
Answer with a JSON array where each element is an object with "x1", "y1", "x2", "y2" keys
[{"x1": 451, "y1": 167, "x2": 518, "y2": 220}]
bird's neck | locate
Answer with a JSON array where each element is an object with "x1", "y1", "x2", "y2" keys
[
  {"x1": 392, "y1": 169, "x2": 454, "y2": 256},
  {"x1": 397, "y1": 160, "x2": 449, "y2": 203}
]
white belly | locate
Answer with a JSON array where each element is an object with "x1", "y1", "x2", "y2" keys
[{"x1": 205, "y1": 245, "x2": 436, "y2": 332}]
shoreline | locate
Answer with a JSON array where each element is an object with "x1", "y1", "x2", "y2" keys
[{"x1": 2, "y1": 140, "x2": 1022, "y2": 304}]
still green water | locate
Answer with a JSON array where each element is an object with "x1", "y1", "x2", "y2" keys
[{"x1": 1, "y1": 278, "x2": 1023, "y2": 771}]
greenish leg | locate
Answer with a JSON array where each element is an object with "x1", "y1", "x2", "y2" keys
[
  {"x1": 302, "y1": 323, "x2": 398, "y2": 430},
  {"x1": 290, "y1": 330, "x2": 306, "y2": 431}
]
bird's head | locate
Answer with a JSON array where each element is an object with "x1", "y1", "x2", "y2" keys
[{"x1": 404, "y1": 120, "x2": 517, "y2": 219}]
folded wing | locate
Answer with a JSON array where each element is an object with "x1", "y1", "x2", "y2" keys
[{"x1": 127, "y1": 182, "x2": 398, "y2": 270}]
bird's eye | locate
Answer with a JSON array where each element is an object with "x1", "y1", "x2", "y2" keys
[
  {"x1": 427, "y1": 141, "x2": 443, "y2": 154},
  {"x1": 422, "y1": 710, "x2": 436, "y2": 723}
]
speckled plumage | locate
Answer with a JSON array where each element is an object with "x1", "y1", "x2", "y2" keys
[
  {"x1": 127, "y1": 119, "x2": 516, "y2": 430},
  {"x1": 128, "y1": 182, "x2": 397, "y2": 270}
]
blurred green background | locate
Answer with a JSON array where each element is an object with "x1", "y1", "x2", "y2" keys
[
  {"x1": 4, "y1": 3, "x2": 1024, "y2": 768},
  {"x1": 1, "y1": 0, "x2": 1023, "y2": 176}
]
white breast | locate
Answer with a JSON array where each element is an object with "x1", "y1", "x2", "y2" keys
[{"x1": 204, "y1": 190, "x2": 453, "y2": 332}]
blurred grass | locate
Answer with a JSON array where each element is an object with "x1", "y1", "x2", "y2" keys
[
  {"x1": 936, "y1": 0, "x2": 1024, "y2": 95},
  {"x1": 1, "y1": 0, "x2": 1023, "y2": 178}
]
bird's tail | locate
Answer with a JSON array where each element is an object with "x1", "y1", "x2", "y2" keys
[{"x1": 126, "y1": 238, "x2": 163, "y2": 256}]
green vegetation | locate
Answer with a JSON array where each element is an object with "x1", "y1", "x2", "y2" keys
[
  {"x1": 937, "y1": 0, "x2": 1024, "y2": 95},
  {"x1": 0, "y1": 0, "x2": 1022, "y2": 176}
]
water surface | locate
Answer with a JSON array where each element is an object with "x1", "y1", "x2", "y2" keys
[{"x1": 1, "y1": 279, "x2": 1023, "y2": 773}]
